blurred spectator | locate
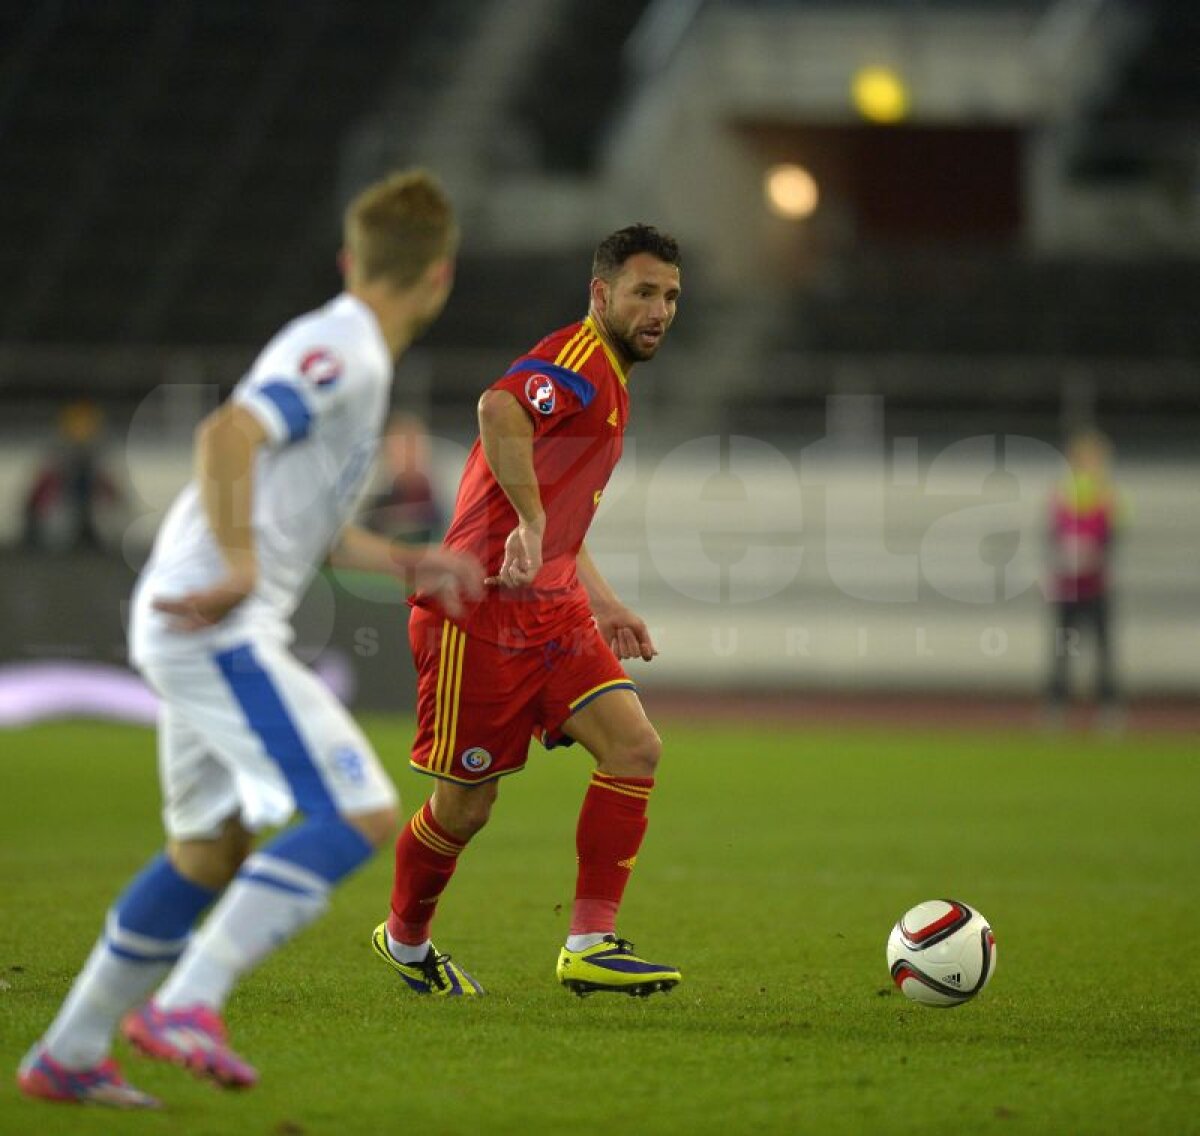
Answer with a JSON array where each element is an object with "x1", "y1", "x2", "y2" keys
[
  {"x1": 362, "y1": 411, "x2": 443, "y2": 544},
  {"x1": 1044, "y1": 430, "x2": 1125, "y2": 726},
  {"x1": 21, "y1": 400, "x2": 125, "y2": 552}
]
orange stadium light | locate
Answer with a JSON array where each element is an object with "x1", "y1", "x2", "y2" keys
[{"x1": 764, "y1": 163, "x2": 820, "y2": 220}]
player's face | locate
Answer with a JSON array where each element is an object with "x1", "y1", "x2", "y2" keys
[{"x1": 595, "y1": 253, "x2": 681, "y2": 363}]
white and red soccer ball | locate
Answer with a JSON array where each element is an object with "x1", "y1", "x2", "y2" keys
[{"x1": 886, "y1": 899, "x2": 997, "y2": 1007}]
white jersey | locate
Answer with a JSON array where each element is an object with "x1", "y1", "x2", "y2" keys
[{"x1": 130, "y1": 293, "x2": 392, "y2": 663}]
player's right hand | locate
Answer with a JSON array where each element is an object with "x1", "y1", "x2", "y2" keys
[
  {"x1": 486, "y1": 521, "x2": 543, "y2": 589},
  {"x1": 410, "y1": 547, "x2": 485, "y2": 618}
]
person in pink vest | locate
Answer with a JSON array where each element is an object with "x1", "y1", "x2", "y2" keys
[{"x1": 1045, "y1": 430, "x2": 1124, "y2": 724}]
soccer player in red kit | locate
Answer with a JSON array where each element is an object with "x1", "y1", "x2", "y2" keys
[{"x1": 371, "y1": 224, "x2": 682, "y2": 997}]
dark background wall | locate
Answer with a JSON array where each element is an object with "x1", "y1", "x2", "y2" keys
[{"x1": 0, "y1": 552, "x2": 418, "y2": 713}]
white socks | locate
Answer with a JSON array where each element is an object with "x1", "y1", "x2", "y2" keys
[
  {"x1": 42, "y1": 925, "x2": 175, "y2": 1068},
  {"x1": 156, "y1": 853, "x2": 329, "y2": 1012},
  {"x1": 385, "y1": 928, "x2": 432, "y2": 964},
  {"x1": 565, "y1": 933, "x2": 609, "y2": 952}
]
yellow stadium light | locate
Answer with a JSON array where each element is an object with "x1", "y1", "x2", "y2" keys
[
  {"x1": 852, "y1": 65, "x2": 909, "y2": 124},
  {"x1": 764, "y1": 163, "x2": 819, "y2": 220}
]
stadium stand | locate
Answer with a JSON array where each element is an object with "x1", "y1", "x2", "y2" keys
[
  {"x1": 0, "y1": 0, "x2": 477, "y2": 348},
  {"x1": 0, "y1": 0, "x2": 1197, "y2": 703},
  {"x1": 509, "y1": 0, "x2": 654, "y2": 173},
  {"x1": 1070, "y1": 0, "x2": 1200, "y2": 183},
  {"x1": 781, "y1": 250, "x2": 1200, "y2": 359},
  {"x1": 0, "y1": 0, "x2": 1195, "y2": 444}
]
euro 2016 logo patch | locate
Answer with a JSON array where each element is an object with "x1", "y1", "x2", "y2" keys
[
  {"x1": 299, "y1": 347, "x2": 343, "y2": 387},
  {"x1": 524, "y1": 375, "x2": 556, "y2": 415},
  {"x1": 460, "y1": 747, "x2": 493, "y2": 774}
]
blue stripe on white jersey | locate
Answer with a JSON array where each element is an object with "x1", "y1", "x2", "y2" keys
[{"x1": 256, "y1": 380, "x2": 314, "y2": 442}]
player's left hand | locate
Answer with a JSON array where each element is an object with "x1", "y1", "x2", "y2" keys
[
  {"x1": 152, "y1": 565, "x2": 257, "y2": 631},
  {"x1": 596, "y1": 606, "x2": 657, "y2": 662}
]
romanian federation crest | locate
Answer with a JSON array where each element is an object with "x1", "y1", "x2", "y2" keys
[{"x1": 460, "y1": 747, "x2": 493, "y2": 773}]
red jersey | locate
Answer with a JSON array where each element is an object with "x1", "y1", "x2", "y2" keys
[
  {"x1": 1048, "y1": 476, "x2": 1117, "y2": 602},
  {"x1": 416, "y1": 316, "x2": 630, "y2": 646}
]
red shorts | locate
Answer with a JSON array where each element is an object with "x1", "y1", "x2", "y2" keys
[{"x1": 407, "y1": 605, "x2": 635, "y2": 784}]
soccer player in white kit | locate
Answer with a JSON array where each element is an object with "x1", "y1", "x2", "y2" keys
[{"x1": 17, "y1": 169, "x2": 483, "y2": 1109}]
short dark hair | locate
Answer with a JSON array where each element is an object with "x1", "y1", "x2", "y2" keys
[{"x1": 592, "y1": 224, "x2": 681, "y2": 281}]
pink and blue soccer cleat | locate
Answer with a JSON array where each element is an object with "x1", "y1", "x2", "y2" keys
[
  {"x1": 16, "y1": 1045, "x2": 161, "y2": 1109},
  {"x1": 121, "y1": 1002, "x2": 258, "y2": 1089}
]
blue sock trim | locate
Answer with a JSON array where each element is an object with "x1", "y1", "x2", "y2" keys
[
  {"x1": 113, "y1": 854, "x2": 217, "y2": 940},
  {"x1": 105, "y1": 940, "x2": 183, "y2": 964},
  {"x1": 239, "y1": 870, "x2": 323, "y2": 898},
  {"x1": 260, "y1": 817, "x2": 374, "y2": 885}
]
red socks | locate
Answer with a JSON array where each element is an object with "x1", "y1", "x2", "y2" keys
[
  {"x1": 387, "y1": 802, "x2": 466, "y2": 946},
  {"x1": 389, "y1": 774, "x2": 654, "y2": 944},
  {"x1": 571, "y1": 772, "x2": 654, "y2": 936}
]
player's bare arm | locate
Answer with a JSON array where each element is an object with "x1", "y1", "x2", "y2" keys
[
  {"x1": 329, "y1": 524, "x2": 484, "y2": 617},
  {"x1": 478, "y1": 389, "x2": 545, "y2": 588},
  {"x1": 577, "y1": 542, "x2": 657, "y2": 662},
  {"x1": 152, "y1": 403, "x2": 267, "y2": 631}
]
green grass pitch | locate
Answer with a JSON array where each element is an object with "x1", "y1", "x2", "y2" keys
[{"x1": 1, "y1": 715, "x2": 1198, "y2": 1135}]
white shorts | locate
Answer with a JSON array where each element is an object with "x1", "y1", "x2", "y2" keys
[{"x1": 139, "y1": 639, "x2": 398, "y2": 840}]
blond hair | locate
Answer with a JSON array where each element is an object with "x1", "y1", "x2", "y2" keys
[{"x1": 343, "y1": 169, "x2": 457, "y2": 288}]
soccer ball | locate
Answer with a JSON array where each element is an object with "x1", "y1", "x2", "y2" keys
[{"x1": 886, "y1": 899, "x2": 996, "y2": 1007}]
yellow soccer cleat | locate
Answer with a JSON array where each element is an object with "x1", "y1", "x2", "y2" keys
[
  {"x1": 557, "y1": 935, "x2": 681, "y2": 998},
  {"x1": 371, "y1": 924, "x2": 484, "y2": 995}
]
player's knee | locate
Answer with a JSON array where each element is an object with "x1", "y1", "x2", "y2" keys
[
  {"x1": 168, "y1": 818, "x2": 251, "y2": 890},
  {"x1": 601, "y1": 725, "x2": 662, "y2": 778},
  {"x1": 432, "y1": 781, "x2": 497, "y2": 841},
  {"x1": 346, "y1": 805, "x2": 400, "y2": 850}
]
